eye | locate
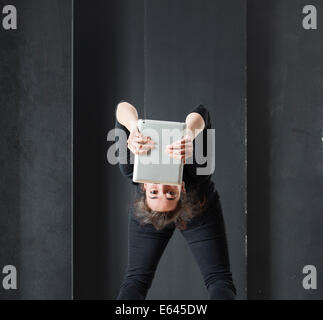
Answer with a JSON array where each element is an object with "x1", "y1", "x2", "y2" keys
[
  {"x1": 150, "y1": 190, "x2": 158, "y2": 195},
  {"x1": 167, "y1": 191, "x2": 176, "y2": 196}
]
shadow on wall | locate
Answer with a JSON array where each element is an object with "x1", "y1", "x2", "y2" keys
[{"x1": 247, "y1": 0, "x2": 273, "y2": 299}]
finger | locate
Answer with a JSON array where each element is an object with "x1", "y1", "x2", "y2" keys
[
  {"x1": 169, "y1": 154, "x2": 185, "y2": 160},
  {"x1": 133, "y1": 135, "x2": 155, "y2": 145},
  {"x1": 167, "y1": 149, "x2": 187, "y2": 157},
  {"x1": 167, "y1": 137, "x2": 192, "y2": 147},
  {"x1": 136, "y1": 149, "x2": 149, "y2": 155},
  {"x1": 167, "y1": 149, "x2": 193, "y2": 159},
  {"x1": 132, "y1": 129, "x2": 144, "y2": 139},
  {"x1": 167, "y1": 148, "x2": 193, "y2": 156},
  {"x1": 175, "y1": 138, "x2": 188, "y2": 145},
  {"x1": 133, "y1": 129, "x2": 146, "y2": 140},
  {"x1": 128, "y1": 145, "x2": 147, "y2": 155},
  {"x1": 135, "y1": 143, "x2": 155, "y2": 151},
  {"x1": 165, "y1": 138, "x2": 185, "y2": 147},
  {"x1": 132, "y1": 136, "x2": 148, "y2": 143},
  {"x1": 131, "y1": 142, "x2": 154, "y2": 155},
  {"x1": 166, "y1": 143, "x2": 193, "y2": 150},
  {"x1": 135, "y1": 130, "x2": 152, "y2": 141}
]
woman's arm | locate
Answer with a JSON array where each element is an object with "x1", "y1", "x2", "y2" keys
[
  {"x1": 166, "y1": 112, "x2": 205, "y2": 161},
  {"x1": 116, "y1": 101, "x2": 138, "y2": 133},
  {"x1": 116, "y1": 101, "x2": 154, "y2": 155}
]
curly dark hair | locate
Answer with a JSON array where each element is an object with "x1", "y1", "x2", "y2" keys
[{"x1": 133, "y1": 185, "x2": 207, "y2": 231}]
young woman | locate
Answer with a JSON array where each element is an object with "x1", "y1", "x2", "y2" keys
[{"x1": 115, "y1": 101, "x2": 236, "y2": 300}]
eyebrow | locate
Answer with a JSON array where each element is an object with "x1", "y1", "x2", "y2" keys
[{"x1": 148, "y1": 196, "x2": 176, "y2": 201}]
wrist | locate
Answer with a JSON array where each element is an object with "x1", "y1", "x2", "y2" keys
[
  {"x1": 129, "y1": 120, "x2": 138, "y2": 132},
  {"x1": 185, "y1": 127, "x2": 196, "y2": 141}
]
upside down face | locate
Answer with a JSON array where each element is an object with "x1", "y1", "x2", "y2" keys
[{"x1": 143, "y1": 183, "x2": 185, "y2": 212}]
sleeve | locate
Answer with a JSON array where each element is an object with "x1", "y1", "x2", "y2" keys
[
  {"x1": 190, "y1": 104, "x2": 212, "y2": 130},
  {"x1": 114, "y1": 101, "x2": 134, "y2": 179}
]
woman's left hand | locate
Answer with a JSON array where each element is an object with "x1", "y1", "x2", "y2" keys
[{"x1": 165, "y1": 134, "x2": 193, "y2": 163}]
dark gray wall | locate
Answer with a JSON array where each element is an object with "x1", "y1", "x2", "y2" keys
[
  {"x1": 2, "y1": 0, "x2": 322, "y2": 301},
  {"x1": 0, "y1": 0, "x2": 72, "y2": 299},
  {"x1": 248, "y1": 0, "x2": 323, "y2": 299},
  {"x1": 74, "y1": 0, "x2": 246, "y2": 299}
]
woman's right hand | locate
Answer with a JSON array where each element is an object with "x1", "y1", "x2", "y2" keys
[{"x1": 127, "y1": 121, "x2": 155, "y2": 155}]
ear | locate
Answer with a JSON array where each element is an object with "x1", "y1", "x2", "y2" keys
[{"x1": 143, "y1": 183, "x2": 147, "y2": 191}]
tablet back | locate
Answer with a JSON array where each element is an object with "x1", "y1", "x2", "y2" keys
[{"x1": 133, "y1": 119, "x2": 186, "y2": 186}]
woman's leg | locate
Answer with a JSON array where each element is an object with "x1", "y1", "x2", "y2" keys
[
  {"x1": 117, "y1": 212, "x2": 175, "y2": 300},
  {"x1": 181, "y1": 195, "x2": 236, "y2": 300}
]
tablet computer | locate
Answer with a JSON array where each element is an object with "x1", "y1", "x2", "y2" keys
[{"x1": 133, "y1": 119, "x2": 186, "y2": 186}]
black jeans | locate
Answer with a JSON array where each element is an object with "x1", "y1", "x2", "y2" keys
[{"x1": 117, "y1": 193, "x2": 236, "y2": 300}]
